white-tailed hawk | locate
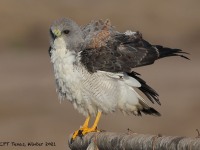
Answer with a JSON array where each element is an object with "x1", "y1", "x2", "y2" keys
[{"x1": 48, "y1": 18, "x2": 189, "y2": 141}]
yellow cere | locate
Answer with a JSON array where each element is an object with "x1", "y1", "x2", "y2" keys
[{"x1": 53, "y1": 29, "x2": 61, "y2": 37}]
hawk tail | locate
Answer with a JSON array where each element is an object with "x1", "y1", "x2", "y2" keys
[
  {"x1": 140, "y1": 107, "x2": 161, "y2": 116},
  {"x1": 155, "y1": 45, "x2": 190, "y2": 60},
  {"x1": 127, "y1": 71, "x2": 161, "y2": 105}
]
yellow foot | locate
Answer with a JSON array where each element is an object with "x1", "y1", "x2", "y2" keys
[
  {"x1": 71, "y1": 111, "x2": 102, "y2": 143},
  {"x1": 71, "y1": 126, "x2": 99, "y2": 142}
]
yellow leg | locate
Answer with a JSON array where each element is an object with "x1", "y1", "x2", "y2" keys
[
  {"x1": 71, "y1": 111, "x2": 102, "y2": 141},
  {"x1": 81, "y1": 111, "x2": 101, "y2": 135},
  {"x1": 86, "y1": 111, "x2": 101, "y2": 132},
  {"x1": 82, "y1": 116, "x2": 90, "y2": 128}
]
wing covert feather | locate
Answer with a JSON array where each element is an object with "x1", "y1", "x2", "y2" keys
[{"x1": 81, "y1": 32, "x2": 159, "y2": 73}]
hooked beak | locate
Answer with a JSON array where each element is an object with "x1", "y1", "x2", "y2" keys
[{"x1": 52, "y1": 29, "x2": 61, "y2": 37}]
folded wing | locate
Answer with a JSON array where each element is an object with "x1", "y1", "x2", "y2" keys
[{"x1": 81, "y1": 24, "x2": 188, "y2": 73}]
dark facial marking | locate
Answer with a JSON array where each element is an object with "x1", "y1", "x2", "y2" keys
[{"x1": 50, "y1": 29, "x2": 56, "y2": 39}]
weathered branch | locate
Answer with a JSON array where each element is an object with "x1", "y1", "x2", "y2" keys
[{"x1": 68, "y1": 132, "x2": 200, "y2": 150}]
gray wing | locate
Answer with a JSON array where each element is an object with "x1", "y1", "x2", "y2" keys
[{"x1": 80, "y1": 27, "x2": 188, "y2": 73}]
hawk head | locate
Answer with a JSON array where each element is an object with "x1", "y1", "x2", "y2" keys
[{"x1": 49, "y1": 18, "x2": 84, "y2": 51}]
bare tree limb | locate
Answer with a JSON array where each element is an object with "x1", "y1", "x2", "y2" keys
[{"x1": 68, "y1": 132, "x2": 200, "y2": 150}]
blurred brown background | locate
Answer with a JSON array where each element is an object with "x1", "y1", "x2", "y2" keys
[{"x1": 0, "y1": 0, "x2": 200, "y2": 149}]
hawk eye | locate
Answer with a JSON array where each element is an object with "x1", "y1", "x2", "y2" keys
[{"x1": 63, "y1": 30, "x2": 70, "y2": 34}]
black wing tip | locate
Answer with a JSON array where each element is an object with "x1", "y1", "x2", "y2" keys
[
  {"x1": 180, "y1": 54, "x2": 190, "y2": 60},
  {"x1": 141, "y1": 107, "x2": 161, "y2": 116},
  {"x1": 155, "y1": 45, "x2": 190, "y2": 60}
]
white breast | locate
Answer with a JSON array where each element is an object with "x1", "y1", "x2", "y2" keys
[{"x1": 50, "y1": 37, "x2": 80, "y2": 101}]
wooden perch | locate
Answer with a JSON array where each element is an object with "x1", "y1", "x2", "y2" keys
[{"x1": 68, "y1": 132, "x2": 200, "y2": 150}]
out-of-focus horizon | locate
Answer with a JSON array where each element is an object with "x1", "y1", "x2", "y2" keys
[{"x1": 0, "y1": 0, "x2": 199, "y2": 149}]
